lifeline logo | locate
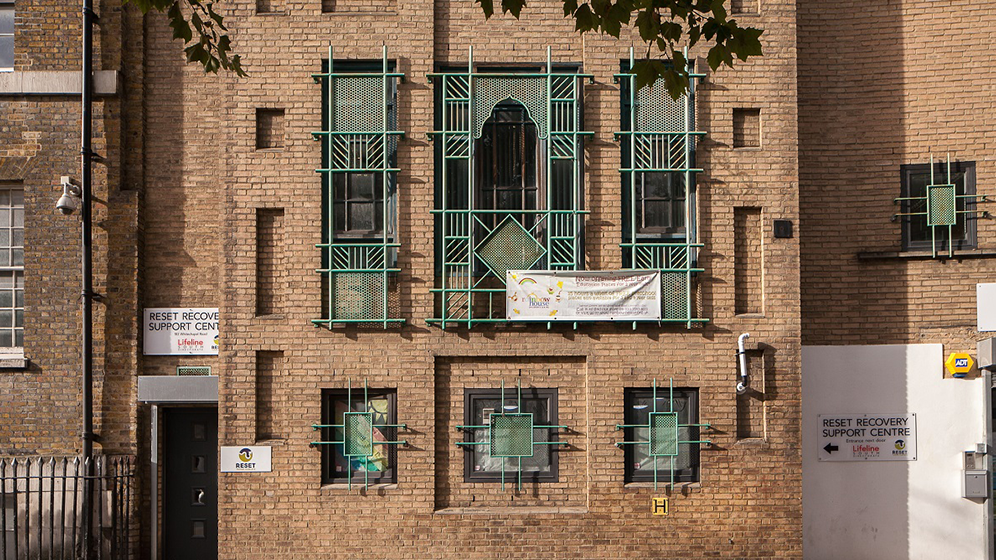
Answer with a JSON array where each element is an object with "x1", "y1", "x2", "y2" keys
[{"x1": 853, "y1": 444, "x2": 880, "y2": 458}]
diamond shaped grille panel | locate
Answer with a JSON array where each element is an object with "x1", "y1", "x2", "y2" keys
[
  {"x1": 928, "y1": 184, "x2": 957, "y2": 227},
  {"x1": 343, "y1": 412, "x2": 373, "y2": 457},
  {"x1": 650, "y1": 412, "x2": 679, "y2": 457},
  {"x1": 476, "y1": 217, "x2": 545, "y2": 279},
  {"x1": 490, "y1": 414, "x2": 534, "y2": 457}
]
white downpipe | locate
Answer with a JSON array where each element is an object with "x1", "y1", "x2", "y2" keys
[{"x1": 736, "y1": 333, "x2": 751, "y2": 394}]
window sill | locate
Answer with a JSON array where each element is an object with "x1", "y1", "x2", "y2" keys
[
  {"x1": 320, "y1": 482, "x2": 397, "y2": 492},
  {"x1": 433, "y1": 506, "x2": 588, "y2": 515},
  {"x1": 624, "y1": 482, "x2": 700, "y2": 490},
  {"x1": 857, "y1": 249, "x2": 996, "y2": 260},
  {"x1": 0, "y1": 70, "x2": 118, "y2": 95},
  {"x1": 0, "y1": 350, "x2": 28, "y2": 370}
]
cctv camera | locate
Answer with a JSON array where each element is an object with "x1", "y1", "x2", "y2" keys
[{"x1": 56, "y1": 193, "x2": 77, "y2": 215}]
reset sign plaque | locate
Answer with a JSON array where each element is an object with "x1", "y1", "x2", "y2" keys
[{"x1": 818, "y1": 413, "x2": 916, "y2": 462}]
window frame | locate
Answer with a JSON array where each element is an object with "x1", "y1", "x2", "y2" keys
[
  {"x1": 0, "y1": 184, "x2": 23, "y2": 352},
  {"x1": 322, "y1": 59, "x2": 398, "y2": 242},
  {"x1": 462, "y1": 387, "x2": 559, "y2": 484},
  {"x1": 900, "y1": 161, "x2": 976, "y2": 252},
  {"x1": 320, "y1": 388, "x2": 398, "y2": 486},
  {"x1": 623, "y1": 387, "x2": 700, "y2": 484},
  {"x1": 0, "y1": 0, "x2": 12, "y2": 72}
]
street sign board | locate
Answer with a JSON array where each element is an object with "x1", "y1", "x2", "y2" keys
[{"x1": 818, "y1": 413, "x2": 916, "y2": 462}]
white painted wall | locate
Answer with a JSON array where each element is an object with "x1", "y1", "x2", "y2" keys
[{"x1": 803, "y1": 344, "x2": 989, "y2": 560}]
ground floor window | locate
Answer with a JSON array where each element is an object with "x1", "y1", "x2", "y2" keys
[
  {"x1": 320, "y1": 389, "x2": 397, "y2": 485},
  {"x1": 623, "y1": 387, "x2": 699, "y2": 483}
]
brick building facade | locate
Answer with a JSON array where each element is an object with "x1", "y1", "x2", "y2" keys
[{"x1": 1, "y1": 0, "x2": 989, "y2": 557}]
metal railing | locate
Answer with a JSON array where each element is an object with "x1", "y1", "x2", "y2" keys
[{"x1": 1, "y1": 456, "x2": 134, "y2": 560}]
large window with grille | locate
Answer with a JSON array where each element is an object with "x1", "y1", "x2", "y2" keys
[
  {"x1": 313, "y1": 49, "x2": 404, "y2": 327},
  {"x1": 616, "y1": 55, "x2": 706, "y2": 326},
  {"x1": 429, "y1": 49, "x2": 590, "y2": 327},
  {"x1": 462, "y1": 387, "x2": 558, "y2": 483},
  {"x1": 0, "y1": 186, "x2": 23, "y2": 349},
  {"x1": 900, "y1": 161, "x2": 976, "y2": 252}
]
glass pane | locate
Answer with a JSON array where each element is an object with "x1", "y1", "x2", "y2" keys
[
  {"x1": 0, "y1": 291, "x2": 12, "y2": 308},
  {"x1": 0, "y1": 271, "x2": 12, "y2": 289},
  {"x1": 0, "y1": 37, "x2": 11, "y2": 70},
  {"x1": 11, "y1": 209, "x2": 20, "y2": 228},
  {"x1": 10, "y1": 190, "x2": 22, "y2": 207},
  {"x1": 349, "y1": 174, "x2": 376, "y2": 200},
  {"x1": 0, "y1": 230, "x2": 9, "y2": 247},
  {"x1": 13, "y1": 329, "x2": 21, "y2": 347},
  {"x1": 349, "y1": 203, "x2": 374, "y2": 231},
  {"x1": 14, "y1": 309, "x2": 21, "y2": 327},
  {"x1": 14, "y1": 289, "x2": 21, "y2": 307},
  {"x1": 644, "y1": 201, "x2": 666, "y2": 229},
  {"x1": 192, "y1": 423, "x2": 206, "y2": 441},
  {"x1": 333, "y1": 175, "x2": 347, "y2": 200},
  {"x1": 11, "y1": 229, "x2": 21, "y2": 247},
  {"x1": 13, "y1": 271, "x2": 21, "y2": 288},
  {"x1": 0, "y1": 211, "x2": 9, "y2": 228},
  {"x1": 0, "y1": 310, "x2": 12, "y2": 327},
  {"x1": 191, "y1": 520, "x2": 205, "y2": 539},
  {"x1": 0, "y1": 330, "x2": 11, "y2": 347},
  {"x1": 0, "y1": 7, "x2": 13, "y2": 35},
  {"x1": 333, "y1": 203, "x2": 346, "y2": 232},
  {"x1": 11, "y1": 248, "x2": 22, "y2": 266}
]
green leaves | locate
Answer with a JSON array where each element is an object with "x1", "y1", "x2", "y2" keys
[
  {"x1": 124, "y1": 0, "x2": 246, "y2": 78},
  {"x1": 478, "y1": 0, "x2": 763, "y2": 99}
]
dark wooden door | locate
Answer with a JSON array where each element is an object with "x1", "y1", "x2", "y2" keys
[{"x1": 163, "y1": 408, "x2": 218, "y2": 560}]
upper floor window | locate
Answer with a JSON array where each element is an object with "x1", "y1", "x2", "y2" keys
[
  {"x1": 899, "y1": 161, "x2": 976, "y2": 252},
  {"x1": 0, "y1": 186, "x2": 23, "y2": 348},
  {"x1": 429, "y1": 48, "x2": 590, "y2": 327},
  {"x1": 320, "y1": 388, "x2": 398, "y2": 485},
  {"x1": 0, "y1": 0, "x2": 13, "y2": 71}
]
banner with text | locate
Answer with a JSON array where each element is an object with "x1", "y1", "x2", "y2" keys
[
  {"x1": 506, "y1": 270, "x2": 661, "y2": 322},
  {"x1": 143, "y1": 308, "x2": 220, "y2": 355}
]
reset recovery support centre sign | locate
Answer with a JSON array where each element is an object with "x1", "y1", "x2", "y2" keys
[
  {"x1": 143, "y1": 308, "x2": 219, "y2": 355},
  {"x1": 818, "y1": 413, "x2": 916, "y2": 462}
]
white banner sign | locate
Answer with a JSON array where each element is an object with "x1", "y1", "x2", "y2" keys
[
  {"x1": 818, "y1": 413, "x2": 917, "y2": 462},
  {"x1": 143, "y1": 308, "x2": 219, "y2": 356},
  {"x1": 506, "y1": 270, "x2": 661, "y2": 321},
  {"x1": 220, "y1": 446, "x2": 272, "y2": 473}
]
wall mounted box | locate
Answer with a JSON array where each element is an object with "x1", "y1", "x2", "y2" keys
[{"x1": 977, "y1": 338, "x2": 996, "y2": 370}]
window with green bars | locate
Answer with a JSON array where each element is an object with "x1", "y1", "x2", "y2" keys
[
  {"x1": 616, "y1": 52, "x2": 706, "y2": 327},
  {"x1": 312, "y1": 48, "x2": 405, "y2": 327},
  {"x1": 623, "y1": 387, "x2": 699, "y2": 484},
  {"x1": 462, "y1": 387, "x2": 559, "y2": 483},
  {"x1": 899, "y1": 161, "x2": 976, "y2": 253}
]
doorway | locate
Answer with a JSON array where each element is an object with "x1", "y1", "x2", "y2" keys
[{"x1": 163, "y1": 407, "x2": 218, "y2": 559}]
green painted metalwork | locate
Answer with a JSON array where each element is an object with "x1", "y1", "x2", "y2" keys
[
  {"x1": 615, "y1": 48, "x2": 707, "y2": 328},
  {"x1": 616, "y1": 378, "x2": 711, "y2": 490},
  {"x1": 312, "y1": 46, "x2": 405, "y2": 328},
  {"x1": 893, "y1": 153, "x2": 990, "y2": 258},
  {"x1": 310, "y1": 379, "x2": 408, "y2": 490},
  {"x1": 456, "y1": 380, "x2": 568, "y2": 490},
  {"x1": 427, "y1": 46, "x2": 592, "y2": 328}
]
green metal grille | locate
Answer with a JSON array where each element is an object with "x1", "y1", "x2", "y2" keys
[
  {"x1": 892, "y1": 154, "x2": 990, "y2": 258},
  {"x1": 489, "y1": 413, "x2": 534, "y2": 457},
  {"x1": 616, "y1": 48, "x2": 707, "y2": 328},
  {"x1": 927, "y1": 184, "x2": 956, "y2": 227},
  {"x1": 428, "y1": 46, "x2": 592, "y2": 328},
  {"x1": 649, "y1": 412, "x2": 679, "y2": 457},
  {"x1": 616, "y1": 378, "x2": 711, "y2": 490},
  {"x1": 310, "y1": 379, "x2": 408, "y2": 490},
  {"x1": 343, "y1": 412, "x2": 373, "y2": 457},
  {"x1": 312, "y1": 46, "x2": 405, "y2": 328},
  {"x1": 477, "y1": 218, "x2": 546, "y2": 280},
  {"x1": 662, "y1": 272, "x2": 689, "y2": 320}
]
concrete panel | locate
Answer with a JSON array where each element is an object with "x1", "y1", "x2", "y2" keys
[{"x1": 803, "y1": 344, "x2": 988, "y2": 560}]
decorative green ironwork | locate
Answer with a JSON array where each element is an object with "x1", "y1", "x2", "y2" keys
[
  {"x1": 456, "y1": 380, "x2": 568, "y2": 490},
  {"x1": 615, "y1": 48, "x2": 708, "y2": 328},
  {"x1": 427, "y1": 46, "x2": 593, "y2": 328},
  {"x1": 312, "y1": 46, "x2": 405, "y2": 328},
  {"x1": 616, "y1": 378, "x2": 711, "y2": 490},
  {"x1": 893, "y1": 153, "x2": 989, "y2": 258},
  {"x1": 310, "y1": 379, "x2": 408, "y2": 490}
]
